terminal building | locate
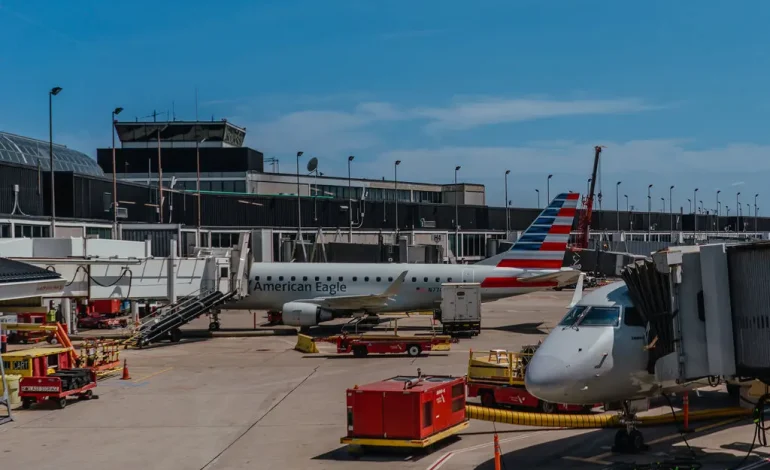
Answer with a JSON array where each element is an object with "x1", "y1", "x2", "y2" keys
[{"x1": 0, "y1": 121, "x2": 766, "y2": 263}]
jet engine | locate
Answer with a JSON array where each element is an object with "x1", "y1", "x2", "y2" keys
[{"x1": 282, "y1": 302, "x2": 333, "y2": 326}]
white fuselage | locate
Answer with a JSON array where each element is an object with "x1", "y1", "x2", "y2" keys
[{"x1": 230, "y1": 262, "x2": 570, "y2": 313}]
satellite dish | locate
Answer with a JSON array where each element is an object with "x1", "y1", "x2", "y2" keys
[{"x1": 307, "y1": 157, "x2": 318, "y2": 172}]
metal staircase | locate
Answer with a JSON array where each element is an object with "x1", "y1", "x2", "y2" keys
[{"x1": 128, "y1": 290, "x2": 237, "y2": 348}]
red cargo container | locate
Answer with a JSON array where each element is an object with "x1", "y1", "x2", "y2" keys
[
  {"x1": 342, "y1": 374, "x2": 469, "y2": 448},
  {"x1": 91, "y1": 299, "x2": 122, "y2": 315}
]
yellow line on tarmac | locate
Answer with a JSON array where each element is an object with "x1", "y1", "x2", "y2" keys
[
  {"x1": 562, "y1": 416, "x2": 743, "y2": 466},
  {"x1": 131, "y1": 367, "x2": 173, "y2": 383}
]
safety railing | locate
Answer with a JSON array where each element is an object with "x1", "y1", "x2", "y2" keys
[{"x1": 467, "y1": 349, "x2": 533, "y2": 385}]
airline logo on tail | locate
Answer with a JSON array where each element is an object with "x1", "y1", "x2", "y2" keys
[{"x1": 497, "y1": 192, "x2": 580, "y2": 270}]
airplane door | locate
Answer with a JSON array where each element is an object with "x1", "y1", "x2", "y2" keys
[{"x1": 462, "y1": 269, "x2": 474, "y2": 283}]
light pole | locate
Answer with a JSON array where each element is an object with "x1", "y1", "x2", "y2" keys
[
  {"x1": 647, "y1": 184, "x2": 653, "y2": 234},
  {"x1": 716, "y1": 190, "x2": 721, "y2": 235},
  {"x1": 737, "y1": 191, "x2": 741, "y2": 234},
  {"x1": 348, "y1": 155, "x2": 355, "y2": 242},
  {"x1": 661, "y1": 197, "x2": 665, "y2": 212},
  {"x1": 669, "y1": 185, "x2": 674, "y2": 233},
  {"x1": 111, "y1": 107, "x2": 124, "y2": 239},
  {"x1": 454, "y1": 165, "x2": 461, "y2": 230},
  {"x1": 394, "y1": 160, "x2": 401, "y2": 232},
  {"x1": 49, "y1": 86, "x2": 62, "y2": 237},
  {"x1": 535, "y1": 189, "x2": 540, "y2": 209},
  {"x1": 615, "y1": 181, "x2": 621, "y2": 232},
  {"x1": 547, "y1": 174, "x2": 553, "y2": 202},
  {"x1": 694, "y1": 188, "x2": 699, "y2": 234},
  {"x1": 296, "y1": 151, "x2": 303, "y2": 241},
  {"x1": 755, "y1": 193, "x2": 759, "y2": 233},
  {"x1": 505, "y1": 170, "x2": 511, "y2": 238}
]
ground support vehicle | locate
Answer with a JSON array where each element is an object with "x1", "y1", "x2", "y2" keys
[
  {"x1": 19, "y1": 369, "x2": 97, "y2": 409},
  {"x1": 322, "y1": 334, "x2": 454, "y2": 357}
]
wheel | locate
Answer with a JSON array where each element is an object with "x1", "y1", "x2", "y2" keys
[
  {"x1": 480, "y1": 391, "x2": 496, "y2": 408},
  {"x1": 21, "y1": 398, "x2": 34, "y2": 409},
  {"x1": 613, "y1": 429, "x2": 630, "y2": 452},
  {"x1": 353, "y1": 346, "x2": 368, "y2": 358},
  {"x1": 628, "y1": 429, "x2": 645, "y2": 452},
  {"x1": 407, "y1": 344, "x2": 421, "y2": 357},
  {"x1": 169, "y1": 328, "x2": 182, "y2": 343},
  {"x1": 539, "y1": 400, "x2": 557, "y2": 414},
  {"x1": 79, "y1": 390, "x2": 93, "y2": 400},
  {"x1": 57, "y1": 397, "x2": 67, "y2": 409}
]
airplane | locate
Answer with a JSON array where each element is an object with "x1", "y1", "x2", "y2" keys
[
  {"x1": 228, "y1": 192, "x2": 583, "y2": 328},
  {"x1": 524, "y1": 281, "x2": 719, "y2": 453}
]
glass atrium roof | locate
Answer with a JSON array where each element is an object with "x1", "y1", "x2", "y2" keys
[{"x1": 0, "y1": 131, "x2": 104, "y2": 177}]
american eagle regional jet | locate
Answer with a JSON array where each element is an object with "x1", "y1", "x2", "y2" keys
[{"x1": 230, "y1": 193, "x2": 582, "y2": 327}]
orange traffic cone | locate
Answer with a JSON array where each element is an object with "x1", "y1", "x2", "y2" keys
[
  {"x1": 121, "y1": 359, "x2": 131, "y2": 380},
  {"x1": 494, "y1": 433, "x2": 501, "y2": 470}
]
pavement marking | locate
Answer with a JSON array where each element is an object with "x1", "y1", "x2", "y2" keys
[
  {"x1": 561, "y1": 417, "x2": 744, "y2": 466},
  {"x1": 425, "y1": 433, "x2": 537, "y2": 470},
  {"x1": 741, "y1": 458, "x2": 770, "y2": 470},
  {"x1": 131, "y1": 367, "x2": 173, "y2": 383}
]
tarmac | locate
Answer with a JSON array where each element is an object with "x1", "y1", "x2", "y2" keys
[{"x1": 1, "y1": 289, "x2": 769, "y2": 470}]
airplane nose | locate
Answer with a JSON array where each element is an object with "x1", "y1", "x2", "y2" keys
[{"x1": 524, "y1": 353, "x2": 572, "y2": 403}]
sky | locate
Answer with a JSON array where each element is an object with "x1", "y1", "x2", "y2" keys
[{"x1": 1, "y1": 0, "x2": 769, "y2": 214}]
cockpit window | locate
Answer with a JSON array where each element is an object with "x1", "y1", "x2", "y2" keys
[
  {"x1": 558, "y1": 305, "x2": 587, "y2": 326},
  {"x1": 579, "y1": 306, "x2": 621, "y2": 327}
]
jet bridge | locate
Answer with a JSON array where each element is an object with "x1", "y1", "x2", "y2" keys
[{"x1": 620, "y1": 242, "x2": 770, "y2": 387}]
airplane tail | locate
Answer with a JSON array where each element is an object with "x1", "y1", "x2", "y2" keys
[{"x1": 477, "y1": 192, "x2": 580, "y2": 269}]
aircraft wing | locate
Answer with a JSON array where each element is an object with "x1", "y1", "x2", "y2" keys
[
  {"x1": 517, "y1": 269, "x2": 581, "y2": 286},
  {"x1": 296, "y1": 271, "x2": 408, "y2": 310}
]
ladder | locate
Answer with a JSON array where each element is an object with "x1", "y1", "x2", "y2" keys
[{"x1": 0, "y1": 346, "x2": 12, "y2": 425}]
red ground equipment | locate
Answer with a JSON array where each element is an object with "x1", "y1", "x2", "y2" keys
[
  {"x1": 341, "y1": 372, "x2": 469, "y2": 448},
  {"x1": 466, "y1": 348, "x2": 592, "y2": 413},
  {"x1": 323, "y1": 334, "x2": 454, "y2": 358},
  {"x1": 574, "y1": 145, "x2": 603, "y2": 249},
  {"x1": 19, "y1": 368, "x2": 97, "y2": 409}
]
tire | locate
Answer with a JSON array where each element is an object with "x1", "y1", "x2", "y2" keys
[
  {"x1": 628, "y1": 429, "x2": 645, "y2": 452},
  {"x1": 614, "y1": 429, "x2": 629, "y2": 452},
  {"x1": 57, "y1": 397, "x2": 67, "y2": 409},
  {"x1": 407, "y1": 344, "x2": 421, "y2": 357},
  {"x1": 169, "y1": 328, "x2": 182, "y2": 343},
  {"x1": 480, "y1": 391, "x2": 496, "y2": 408},
  {"x1": 21, "y1": 398, "x2": 33, "y2": 409},
  {"x1": 353, "y1": 346, "x2": 368, "y2": 358},
  {"x1": 539, "y1": 400, "x2": 556, "y2": 414}
]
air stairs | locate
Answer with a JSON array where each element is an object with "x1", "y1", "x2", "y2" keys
[{"x1": 125, "y1": 232, "x2": 251, "y2": 348}]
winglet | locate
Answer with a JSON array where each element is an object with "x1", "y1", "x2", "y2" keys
[
  {"x1": 384, "y1": 271, "x2": 408, "y2": 297},
  {"x1": 567, "y1": 273, "x2": 585, "y2": 308}
]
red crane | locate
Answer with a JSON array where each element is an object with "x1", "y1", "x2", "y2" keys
[{"x1": 575, "y1": 146, "x2": 603, "y2": 249}]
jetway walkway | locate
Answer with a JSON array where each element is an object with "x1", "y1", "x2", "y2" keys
[{"x1": 619, "y1": 242, "x2": 770, "y2": 388}]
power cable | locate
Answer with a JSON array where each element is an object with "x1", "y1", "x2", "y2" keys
[{"x1": 728, "y1": 392, "x2": 769, "y2": 470}]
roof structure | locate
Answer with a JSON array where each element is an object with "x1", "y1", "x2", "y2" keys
[
  {"x1": 0, "y1": 258, "x2": 62, "y2": 284},
  {"x1": 0, "y1": 131, "x2": 104, "y2": 177}
]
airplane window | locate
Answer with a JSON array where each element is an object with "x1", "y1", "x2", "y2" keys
[
  {"x1": 365, "y1": 277, "x2": 370, "y2": 282},
  {"x1": 339, "y1": 276, "x2": 343, "y2": 281},
  {"x1": 412, "y1": 277, "x2": 417, "y2": 282},
  {"x1": 291, "y1": 276, "x2": 296, "y2": 281},
  {"x1": 353, "y1": 277, "x2": 358, "y2": 281},
  {"x1": 623, "y1": 306, "x2": 645, "y2": 327},
  {"x1": 327, "y1": 276, "x2": 332, "y2": 281},
  {"x1": 315, "y1": 276, "x2": 319, "y2": 281},
  {"x1": 448, "y1": 277, "x2": 453, "y2": 282},
  {"x1": 558, "y1": 305, "x2": 587, "y2": 326},
  {"x1": 424, "y1": 277, "x2": 428, "y2": 282},
  {"x1": 279, "y1": 276, "x2": 284, "y2": 281},
  {"x1": 302, "y1": 276, "x2": 307, "y2": 281},
  {"x1": 376, "y1": 277, "x2": 381, "y2": 282},
  {"x1": 267, "y1": 276, "x2": 272, "y2": 281},
  {"x1": 255, "y1": 276, "x2": 260, "y2": 281},
  {"x1": 388, "y1": 277, "x2": 393, "y2": 282},
  {"x1": 435, "y1": 277, "x2": 440, "y2": 282},
  {"x1": 579, "y1": 306, "x2": 621, "y2": 327}
]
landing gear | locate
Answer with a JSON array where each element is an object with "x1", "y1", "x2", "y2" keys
[{"x1": 612, "y1": 402, "x2": 648, "y2": 454}]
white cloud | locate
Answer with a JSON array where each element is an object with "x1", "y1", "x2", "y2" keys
[
  {"x1": 731, "y1": 181, "x2": 746, "y2": 186},
  {"x1": 414, "y1": 98, "x2": 662, "y2": 132}
]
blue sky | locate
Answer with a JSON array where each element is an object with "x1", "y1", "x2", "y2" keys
[{"x1": 1, "y1": 0, "x2": 769, "y2": 213}]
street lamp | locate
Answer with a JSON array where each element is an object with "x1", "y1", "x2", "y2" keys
[
  {"x1": 296, "y1": 151, "x2": 303, "y2": 241},
  {"x1": 615, "y1": 181, "x2": 621, "y2": 232},
  {"x1": 737, "y1": 191, "x2": 741, "y2": 233},
  {"x1": 454, "y1": 165, "x2": 461, "y2": 230},
  {"x1": 348, "y1": 155, "x2": 355, "y2": 241},
  {"x1": 624, "y1": 194, "x2": 629, "y2": 230},
  {"x1": 647, "y1": 184, "x2": 653, "y2": 234},
  {"x1": 505, "y1": 170, "x2": 511, "y2": 238},
  {"x1": 694, "y1": 188, "x2": 699, "y2": 234},
  {"x1": 547, "y1": 174, "x2": 553, "y2": 202},
  {"x1": 535, "y1": 189, "x2": 540, "y2": 208},
  {"x1": 111, "y1": 106, "x2": 124, "y2": 239},
  {"x1": 49, "y1": 86, "x2": 62, "y2": 237},
  {"x1": 755, "y1": 193, "x2": 759, "y2": 233},
  {"x1": 716, "y1": 190, "x2": 721, "y2": 234},
  {"x1": 394, "y1": 160, "x2": 401, "y2": 232},
  {"x1": 669, "y1": 185, "x2": 674, "y2": 233},
  {"x1": 661, "y1": 197, "x2": 665, "y2": 212}
]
